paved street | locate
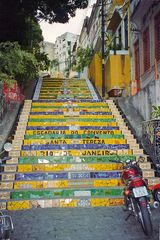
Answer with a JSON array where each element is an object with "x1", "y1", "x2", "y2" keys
[{"x1": 7, "y1": 207, "x2": 160, "y2": 240}]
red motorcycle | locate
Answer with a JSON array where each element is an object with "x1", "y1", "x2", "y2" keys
[{"x1": 110, "y1": 158, "x2": 153, "y2": 236}]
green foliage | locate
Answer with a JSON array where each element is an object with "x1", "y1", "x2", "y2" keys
[
  {"x1": 0, "y1": 73, "x2": 14, "y2": 87},
  {"x1": 50, "y1": 59, "x2": 59, "y2": 70},
  {"x1": 35, "y1": 50, "x2": 50, "y2": 71},
  {"x1": 0, "y1": 0, "x2": 88, "y2": 45},
  {"x1": 76, "y1": 47, "x2": 93, "y2": 72},
  {"x1": 22, "y1": 18, "x2": 44, "y2": 50},
  {"x1": 16, "y1": 51, "x2": 39, "y2": 87},
  {"x1": 151, "y1": 105, "x2": 160, "y2": 119},
  {"x1": 0, "y1": 42, "x2": 38, "y2": 87}
]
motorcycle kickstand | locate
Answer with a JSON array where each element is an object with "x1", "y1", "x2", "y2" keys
[{"x1": 125, "y1": 212, "x2": 133, "y2": 221}]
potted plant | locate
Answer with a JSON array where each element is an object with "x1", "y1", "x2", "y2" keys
[{"x1": 151, "y1": 105, "x2": 160, "y2": 119}]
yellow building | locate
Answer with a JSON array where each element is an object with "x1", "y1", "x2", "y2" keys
[
  {"x1": 88, "y1": 53, "x2": 102, "y2": 95},
  {"x1": 88, "y1": 0, "x2": 131, "y2": 97},
  {"x1": 105, "y1": 52, "x2": 130, "y2": 97}
]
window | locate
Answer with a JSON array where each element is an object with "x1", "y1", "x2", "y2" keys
[
  {"x1": 155, "y1": 11, "x2": 160, "y2": 61},
  {"x1": 118, "y1": 26, "x2": 122, "y2": 49},
  {"x1": 143, "y1": 27, "x2": 150, "y2": 72},
  {"x1": 134, "y1": 40, "x2": 140, "y2": 91}
]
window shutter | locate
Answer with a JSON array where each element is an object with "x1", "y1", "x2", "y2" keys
[
  {"x1": 143, "y1": 27, "x2": 150, "y2": 72},
  {"x1": 134, "y1": 41, "x2": 140, "y2": 91},
  {"x1": 155, "y1": 12, "x2": 160, "y2": 61}
]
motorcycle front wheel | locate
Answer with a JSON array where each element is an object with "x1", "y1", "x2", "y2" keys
[
  {"x1": 3, "y1": 230, "x2": 11, "y2": 240},
  {"x1": 136, "y1": 199, "x2": 152, "y2": 236},
  {"x1": 153, "y1": 188, "x2": 160, "y2": 202}
]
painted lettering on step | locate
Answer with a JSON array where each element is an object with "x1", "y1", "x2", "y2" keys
[
  {"x1": 83, "y1": 130, "x2": 114, "y2": 135},
  {"x1": 81, "y1": 150, "x2": 112, "y2": 156},
  {"x1": 39, "y1": 150, "x2": 72, "y2": 156},
  {"x1": 33, "y1": 130, "x2": 66, "y2": 135},
  {"x1": 71, "y1": 130, "x2": 78, "y2": 134},
  {"x1": 82, "y1": 139, "x2": 105, "y2": 144}
]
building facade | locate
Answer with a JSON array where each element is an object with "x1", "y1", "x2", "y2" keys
[
  {"x1": 130, "y1": 0, "x2": 160, "y2": 120},
  {"x1": 85, "y1": 0, "x2": 130, "y2": 97},
  {"x1": 42, "y1": 41, "x2": 55, "y2": 61},
  {"x1": 55, "y1": 32, "x2": 79, "y2": 76}
]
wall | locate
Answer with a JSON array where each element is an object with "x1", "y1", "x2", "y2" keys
[
  {"x1": 105, "y1": 51, "x2": 130, "y2": 95},
  {"x1": 142, "y1": 119, "x2": 160, "y2": 164},
  {"x1": 88, "y1": 53, "x2": 102, "y2": 94},
  {"x1": 80, "y1": 67, "x2": 88, "y2": 80},
  {"x1": 130, "y1": 77, "x2": 160, "y2": 121}
]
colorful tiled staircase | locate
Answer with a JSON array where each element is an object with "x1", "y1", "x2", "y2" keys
[{"x1": 0, "y1": 77, "x2": 158, "y2": 211}]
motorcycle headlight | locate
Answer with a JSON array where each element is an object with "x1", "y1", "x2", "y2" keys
[
  {"x1": 126, "y1": 159, "x2": 131, "y2": 165},
  {"x1": 132, "y1": 160, "x2": 136, "y2": 165}
]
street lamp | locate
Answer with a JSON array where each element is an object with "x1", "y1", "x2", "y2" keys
[
  {"x1": 100, "y1": 0, "x2": 113, "y2": 98},
  {"x1": 101, "y1": 0, "x2": 105, "y2": 98}
]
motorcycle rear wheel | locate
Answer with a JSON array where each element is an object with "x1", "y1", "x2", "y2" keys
[{"x1": 136, "y1": 200, "x2": 152, "y2": 236}]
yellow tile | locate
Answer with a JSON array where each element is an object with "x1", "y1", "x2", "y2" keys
[
  {"x1": 93, "y1": 179, "x2": 122, "y2": 187},
  {"x1": 32, "y1": 165, "x2": 45, "y2": 172},
  {"x1": 60, "y1": 199, "x2": 78, "y2": 207},
  {"x1": 91, "y1": 198, "x2": 109, "y2": 207},
  {"x1": 14, "y1": 181, "x2": 37, "y2": 189},
  {"x1": 18, "y1": 165, "x2": 33, "y2": 172},
  {"x1": 109, "y1": 198, "x2": 124, "y2": 206},
  {"x1": 7, "y1": 201, "x2": 30, "y2": 210}
]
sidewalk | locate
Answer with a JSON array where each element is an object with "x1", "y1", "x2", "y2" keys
[{"x1": 7, "y1": 207, "x2": 160, "y2": 240}]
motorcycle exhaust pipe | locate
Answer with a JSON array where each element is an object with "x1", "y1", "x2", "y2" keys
[{"x1": 153, "y1": 201, "x2": 160, "y2": 209}]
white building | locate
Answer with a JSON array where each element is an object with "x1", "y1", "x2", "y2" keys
[
  {"x1": 78, "y1": 17, "x2": 89, "y2": 49},
  {"x1": 41, "y1": 41, "x2": 55, "y2": 61},
  {"x1": 55, "y1": 32, "x2": 79, "y2": 76}
]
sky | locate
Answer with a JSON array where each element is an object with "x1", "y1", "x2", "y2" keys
[{"x1": 40, "y1": 0, "x2": 97, "y2": 44}]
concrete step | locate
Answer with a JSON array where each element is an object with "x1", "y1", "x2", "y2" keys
[
  {"x1": 1, "y1": 78, "x2": 156, "y2": 212},
  {"x1": 5, "y1": 155, "x2": 139, "y2": 165},
  {"x1": 0, "y1": 178, "x2": 123, "y2": 190},
  {"x1": 0, "y1": 196, "x2": 124, "y2": 210},
  {"x1": 2, "y1": 163, "x2": 124, "y2": 172},
  {"x1": 0, "y1": 187, "x2": 124, "y2": 201}
]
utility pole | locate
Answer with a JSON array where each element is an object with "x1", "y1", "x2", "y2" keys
[
  {"x1": 101, "y1": 0, "x2": 105, "y2": 98},
  {"x1": 67, "y1": 41, "x2": 72, "y2": 73}
]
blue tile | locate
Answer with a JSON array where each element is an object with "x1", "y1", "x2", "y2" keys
[{"x1": 22, "y1": 144, "x2": 129, "y2": 151}]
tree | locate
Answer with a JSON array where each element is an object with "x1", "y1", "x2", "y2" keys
[
  {"x1": 22, "y1": 18, "x2": 44, "y2": 50},
  {"x1": 0, "y1": 0, "x2": 88, "y2": 44},
  {"x1": 35, "y1": 49, "x2": 51, "y2": 71},
  {"x1": 0, "y1": 42, "x2": 50, "y2": 87},
  {"x1": 0, "y1": 42, "x2": 38, "y2": 87},
  {"x1": 76, "y1": 47, "x2": 93, "y2": 72},
  {"x1": 50, "y1": 59, "x2": 59, "y2": 70}
]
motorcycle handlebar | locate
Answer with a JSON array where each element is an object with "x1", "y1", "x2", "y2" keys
[{"x1": 109, "y1": 160, "x2": 122, "y2": 163}]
